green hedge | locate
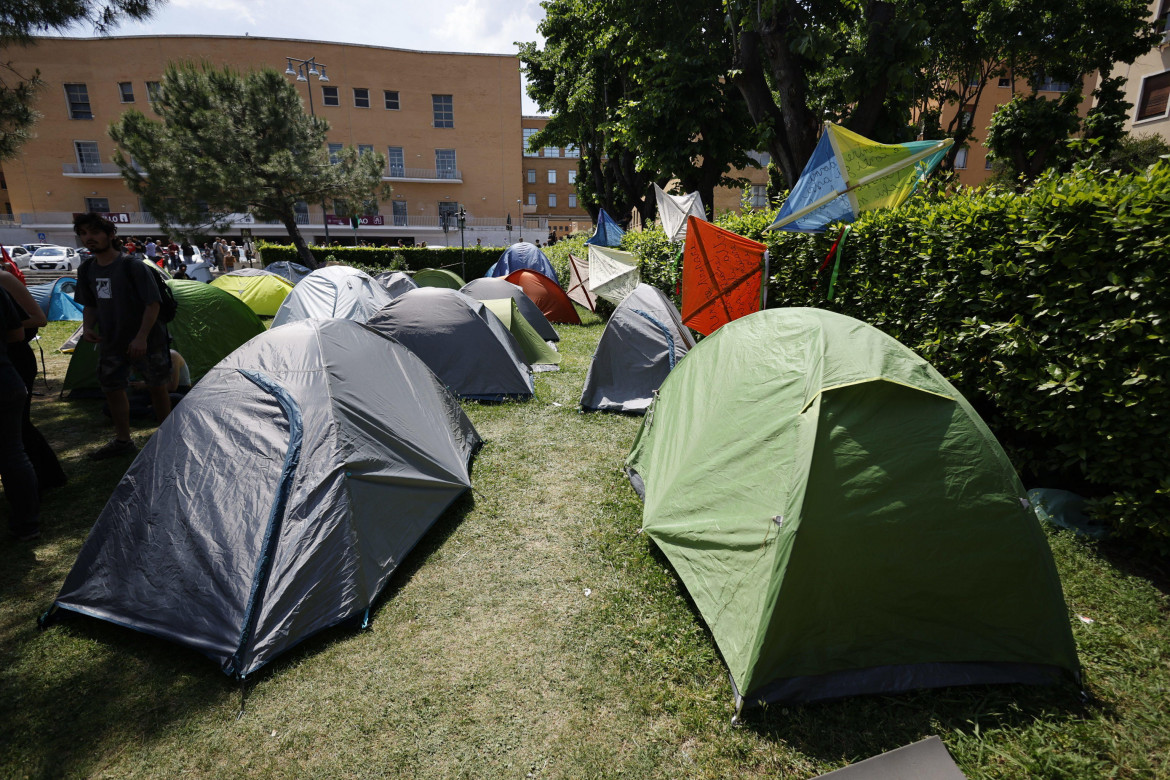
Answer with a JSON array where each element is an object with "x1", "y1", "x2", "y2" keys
[
  {"x1": 256, "y1": 243, "x2": 502, "y2": 282},
  {"x1": 796, "y1": 162, "x2": 1169, "y2": 551}
]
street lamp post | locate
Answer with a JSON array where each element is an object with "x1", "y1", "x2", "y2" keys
[
  {"x1": 284, "y1": 56, "x2": 331, "y2": 244},
  {"x1": 456, "y1": 205, "x2": 467, "y2": 279},
  {"x1": 516, "y1": 199, "x2": 523, "y2": 241}
]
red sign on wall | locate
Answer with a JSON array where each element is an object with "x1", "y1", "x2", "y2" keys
[
  {"x1": 73, "y1": 212, "x2": 132, "y2": 224},
  {"x1": 325, "y1": 215, "x2": 386, "y2": 226}
]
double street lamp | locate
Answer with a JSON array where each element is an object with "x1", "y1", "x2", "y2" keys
[{"x1": 283, "y1": 56, "x2": 331, "y2": 244}]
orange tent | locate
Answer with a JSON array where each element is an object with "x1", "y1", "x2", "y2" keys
[
  {"x1": 681, "y1": 217, "x2": 767, "y2": 336},
  {"x1": 505, "y1": 269, "x2": 582, "y2": 325}
]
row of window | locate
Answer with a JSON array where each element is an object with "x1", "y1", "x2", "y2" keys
[
  {"x1": 524, "y1": 193, "x2": 578, "y2": 209},
  {"x1": 62, "y1": 81, "x2": 455, "y2": 128},
  {"x1": 65, "y1": 82, "x2": 161, "y2": 119},
  {"x1": 521, "y1": 128, "x2": 579, "y2": 157},
  {"x1": 526, "y1": 169, "x2": 577, "y2": 185},
  {"x1": 326, "y1": 144, "x2": 460, "y2": 177}
]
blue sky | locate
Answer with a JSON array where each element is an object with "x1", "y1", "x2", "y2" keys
[{"x1": 64, "y1": 0, "x2": 547, "y2": 114}]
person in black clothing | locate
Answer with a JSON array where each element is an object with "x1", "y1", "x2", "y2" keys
[
  {"x1": 73, "y1": 212, "x2": 172, "y2": 460},
  {"x1": 0, "y1": 268, "x2": 66, "y2": 493},
  {"x1": 0, "y1": 283, "x2": 40, "y2": 541},
  {"x1": 172, "y1": 264, "x2": 191, "y2": 280}
]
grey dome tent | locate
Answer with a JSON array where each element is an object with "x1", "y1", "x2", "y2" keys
[
  {"x1": 271, "y1": 266, "x2": 394, "y2": 327},
  {"x1": 376, "y1": 270, "x2": 418, "y2": 299},
  {"x1": 580, "y1": 284, "x2": 694, "y2": 413},
  {"x1": 43, "y1": 318, "x2": 481, "y2": 677},
  {"x1": 460, "y1": 276, "x2": 559, "y2": 342},
  {"x1": 367, "y1": 287, "x2": 534, "y2": 401},
  {"x1": 265, "y1": 260, "x2": 312, "y2": 284}
]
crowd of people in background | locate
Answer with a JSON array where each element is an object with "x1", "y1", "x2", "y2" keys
[{"x1": 116, "y1": 235, "x2": 256, "y2": 273}]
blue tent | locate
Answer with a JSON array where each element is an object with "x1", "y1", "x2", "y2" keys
[
  {"x1": 486, "y1": 242, "x2": 558, "y2": 282},
  {"x1": 29, "y1": 277, "x2": 84, "y2": 321},
  {"x1": 585, "y1": 209, "x2": 625, "y2": 248}
]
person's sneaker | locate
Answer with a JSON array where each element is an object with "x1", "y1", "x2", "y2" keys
[{"x1": 88, "y1": 438, "x2": 138, "y2": 460}]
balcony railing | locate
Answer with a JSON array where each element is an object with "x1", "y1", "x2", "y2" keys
[
  {"x1": 383, "y1": 167, "x2": 462, "y2": 181},
  {"x1": 61, "y1": 162, "x2": 144, "y2": 176},
  {"x1": 18, "y1": 212, "x2": 520, "y2": 230}
]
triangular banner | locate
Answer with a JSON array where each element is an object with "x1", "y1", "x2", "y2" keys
[
  {"x1": 654, "y1": 184, "x2": 706, "y2": 243},
  {"x1": 566, "y1": 253, "x2": 595, "y2": 312},
  {"x1": 588, "y1": 245, "x2": 640, "y2": 306},
  {"x1": 681, "y1": 217, "x2": 767, "y2": 335}
]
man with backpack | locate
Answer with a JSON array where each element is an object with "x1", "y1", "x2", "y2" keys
[{"x1": 73, "y1": 212, "x2": 175, "y2": 460}]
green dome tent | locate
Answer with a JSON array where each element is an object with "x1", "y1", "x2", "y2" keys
[
  {"x1": 210, "y1": 270, "x2": 295, "y2": 317},
  {"x1": 62, "y1": 280, "x2": 266, "y2": 395},
  {"x1": 626, "y1": 308, "x2": 1080, "y2": 710},
  {"x1": 413, "y1": 268, "x2": 465, "y2": 289}
]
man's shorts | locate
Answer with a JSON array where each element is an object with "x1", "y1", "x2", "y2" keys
[{"x1": 98, "y1": 345, "x2": 172, "y2": 392}]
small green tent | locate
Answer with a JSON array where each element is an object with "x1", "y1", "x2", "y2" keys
[
  {"x1": 626, "y1": 308, "x2": 1080, "y2": 709},
  {"x1": 63, "y1": 280, "x2": 266, "y2": 395},
  {"x1": 481, "y1": 298, "x2": 561, "y2": 369},
  {"x1": 413, "y1": 268, "x2": 465, "y2": 289}
]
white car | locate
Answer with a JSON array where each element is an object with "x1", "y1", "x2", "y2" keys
[
  {"x1": 1, "y1": 245, "x2": 33, "y2": 270},
  {"x1": 29, "y1": 246, "x2": 80, "y2": 272}
]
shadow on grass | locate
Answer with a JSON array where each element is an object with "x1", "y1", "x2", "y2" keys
[{"x1": 1091, "y1": 538, "x2": 1170, "y2": 598}]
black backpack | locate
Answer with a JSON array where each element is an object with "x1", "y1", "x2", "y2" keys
[{"x1": 79, "y1": 255, "x2": 179, "y2": 323}]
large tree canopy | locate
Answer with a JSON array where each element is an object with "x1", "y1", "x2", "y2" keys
[
  {"x1": 1, "y1": 0, "x2": 159, "y2": 160},
  {"x1": 520, "y1": 0, "x2": 761, "y2": 225},
  {"x1": 110, "y1": 64, "x2": 386, "y2": 268}
]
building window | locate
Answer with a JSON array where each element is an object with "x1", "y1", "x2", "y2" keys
[
  {"x1": 438, "y1": 201, "x2": 459, "y2": 227},
  {"x1": 435, "y1": 148, "x2": 457, "y2": 178},
  {"x1": 751, "y1": 184, "x2": 767, "y2": 208},
  {"x1": 354, "y1": 88, "x2": 370, "y2": 108},
  {"x1": 548, "y1": 170, "x2": 556, "y2": 184},
  {"x1": 322, "y1": 86, "x2": 339, "y2": 106},
  {"x1": 328, "y1": 143, "x2": 343, "y2": 165},
  {"x1": 998, "y1": 77, "x2": 1011, "y2": 88},
  {"x1": 527, "y1": 169, "x2": 536, "y2": 183},
  {"x1": 362, "y1": 198, "x2": 379, "y2": 216},
  {"x1": 118, "y1": 82, "x2": 135, "y2": 103},
  {"x1": 548, "y1": 193, "x2": 557, "y2": 208},
  {"x1": 1036, "y1": 75, "x2": 1071, "y2": 92},
  {"x1": 543, "y1": 146, "x2": 559, "y2": 158},
  {"x1": 387, "y1": 146, "x2": 405, "y2": 176},
  {"x1": 985, "y1": 155, "x2": 994, "y2": 170},
  {"x1": 527, "y1": 193, "x2": 536, "y2": 206},
  {"x1": 1135, "y1": 71, "x2": 1170, "y2": 122},
  {"x1": 568, "y1": 170, "x2": 576, "y2": 184},
  {"x1": 564, "y1": 144, "x2": 579, "y2": 158},
  {"x1": 85, "y1": 197, "x2": 110, "y2": 212},
  {"x1": 358, "y1": 144, "x2": 374, "y2": 156},
  {"x1": 392, "y1": 201, "x2": 408, "y2": 226},
  {"x1": 384, "y1": 90, "x2": 399, "y2": 110},
  {"x1": 64, "y1": 84, "x2": 92, "y2": 119},
  {"x1": 432, "y1": 94, "x2": 454, "y2": 128},
  {"x1": 568, "y1": 194, "x2": 577, "y2": 208},
  {"x1": 747, "y1": 150, "x2": 771, "y2": 167},
  {"x1": 523, "y1": 128, "x2": 538, "y2": 156},
  {"x1": 294, "y1": 201, "x2": 309, "y2": 223},
  {"x1": 954, "y1": 147, "x2": 969, "y2": 169},
  {"x1": 74, "y1": 141, "x2": 102, "y2": 173},
  {"x1": 146, "y1": 81, "x2": 161, "y2": 102}
]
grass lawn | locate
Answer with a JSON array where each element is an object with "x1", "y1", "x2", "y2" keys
[{"x1": 1, "y1": 317, "x2": 1168, "y2": 779}]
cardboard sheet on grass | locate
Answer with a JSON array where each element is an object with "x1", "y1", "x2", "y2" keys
[
  {"x1": 587, "y1": 245, "x2": 640, "y2": 306},
  {"x1": 482, "y1": 298, "x2": 560, "y2": 371},
  {"x1": 62, "y1": 280, "x2": 266, "y2": 394},
  {"x1": 681, "y1": 217, "x2": 767, "y2": 335}
]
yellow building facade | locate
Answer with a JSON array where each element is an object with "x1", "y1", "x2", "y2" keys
[{"x1": 0, "y1": 35, "x2": 523, "y2": 246}]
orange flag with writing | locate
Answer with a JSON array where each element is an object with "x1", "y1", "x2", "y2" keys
[{"x1": 681, "y1": 217, "x2": 767, "y2": 335}]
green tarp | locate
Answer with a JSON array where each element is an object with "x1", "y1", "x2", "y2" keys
[
  {"x1": 63, "y1": 280, "x2": 266, "y2": 394},
  {"x1": 413, "y1": 268, "x2": 465, "y2": 290},
  {"x1": 626, "y1": 308, "x2": 1079, "y2": 707}
]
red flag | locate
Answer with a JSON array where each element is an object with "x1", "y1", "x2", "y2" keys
[
  {"x1": 0, "y1": 245, "x2": 26, "y2": 285},
  {"x1": 681, "y1": 217, "x2": 766, "y2": 335}
]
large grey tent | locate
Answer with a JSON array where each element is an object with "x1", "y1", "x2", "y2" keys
[
  {"x1": 460, "y1": 276, "x2": 559, "y2": 342},
  {"x1": 271, "y1": 266, "x2": 394, "y2": 328},
  {"x1": 44, "y1": 318, "x2": 481, "y2": 677},
  {"x1": 580, "y1": 284, "x2": 694, "y2": 413},
  {"x1": 367, "y1": 287, "x2": 534, "y2": 401},
  {"x1": 376, "y1": 270, "x2": 418, "y2": 299}
]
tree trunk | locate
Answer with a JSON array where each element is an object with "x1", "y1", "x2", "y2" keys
[{"x1": 278, "y1": 209, "x2": 318, "y2": 269}]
